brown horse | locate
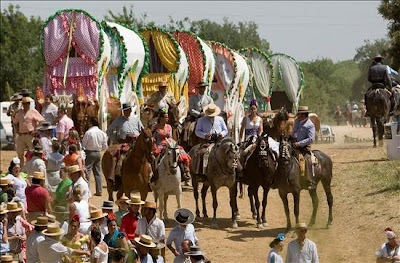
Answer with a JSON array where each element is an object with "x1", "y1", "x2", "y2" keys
[
  {"x1": 107, "y1": 97, "x2": 122, "y2": 125},
  {"x1": 118, "y1": 128, "x2": 155, "y2": 200},
  {"x1": 71, "y1": 98, "x2": 99, "y2": 137}
]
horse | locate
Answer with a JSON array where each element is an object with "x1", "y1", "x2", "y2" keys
[
  {"x1": 118, "y1": 128, "x2": 155, "y2": 200},
  {"x1": 71, "y1": 97, "x2": 100, "y2": 137},
  {"x1": 189, "y1": 137, "x2": 240, "y2": 228},
  {"x1": 351, "y1": 109, "x2": 368, "y2": 127},
  {"x1": 151, "y1": 140, "x2": 182, "y2": 220},
  {"x1": 242, "y1": 136, "x2": 277, "y2": 228},
  {"x1": 334, "y1": 107, "x2": 342, "y2": 126},
  {"x1": 275, "y1": 137, "x2": 333, "y2": 232},
  {"x1": 365, "y1": 88, "x2": 391, "y2": 147},
  {"x1": 107, "y1": 97, "x2": 122, "y2": 125}
]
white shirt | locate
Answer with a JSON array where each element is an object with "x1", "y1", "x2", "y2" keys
[
  {"x1": 135, "y1": 215, "x2": 165, "y2": 243},
  {"x1": 26, "y1": 230, "x2": 45, "y2": 263},
  {"x1": 92, "y1": 243, "x2": 109, "y2": 263},
  {"x1": 40, "y1": 136, "x2": 52, "y2": 158},
  {"x1": 41, "y1": 103, "x2": 58, "y2": 124},
  {"x1": 22, "y1": 156, "x2": 47, "y2": 177},
  {"x1": 173, "y1": 255, "x2": 191, "y2": 263},
  {"x1": 38, "y1": 236, "x2": 73, "y2": 263},
  {"x1": 286, "y1": 239, "x2": 319, "y2": 263},
  {"x1": 82, "y1": 126, "x2": 108, "y2": 152},
  {"x1": 73, "y1": 177, "x2": 91, "y2": 202},
  {"x1": 167, "y1": 224, "x2": 198, "y2": 254},
  {"x1": 376, "y1": 242, "x2": 400, "y2": 263},
  {"x1": 267, "y1": 248, "x2": 284, "y2": 263}
]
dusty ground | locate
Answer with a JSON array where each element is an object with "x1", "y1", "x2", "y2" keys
[{"x1": 1, "y1": 125, "x2": 399, "y2": 262}]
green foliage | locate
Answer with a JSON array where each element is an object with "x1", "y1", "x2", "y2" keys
[
  {"x1": 105, "y1": 5, "x2": 154, "y2": 28},
  {"x1": 300, "y1": 59, "x2": 361, "y2": 123},
  {"x1": 378, "y1": 0, "x2": 400, "y2": 70},
  {"x1": 0, "y1": 4, "x2": 44, "y2": 101}
]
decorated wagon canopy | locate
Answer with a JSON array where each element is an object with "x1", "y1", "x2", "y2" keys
[
  {"x1": 173, "y1": 31, "x2": 215, "y2": 97},
  {"x1": 240, "y1": 47, "x2": 274, "y2": 112},
  {"x1": 139, "y1": 27, "x2": 189, "y2": 103},
  {"x1": 41, "y1": 9, "x2": 110, "y2": 99},
  {"x1": 269, "y1": 53, "x2": 304, "y2": 113}
]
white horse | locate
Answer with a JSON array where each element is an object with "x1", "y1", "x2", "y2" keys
[{"x1": 151, "y1": 140, "x2": 182, "y2": 220}]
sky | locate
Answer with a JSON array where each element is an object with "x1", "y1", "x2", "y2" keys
[{"x1": 1, "y1": 1, "x2": 389, "y2": 62}]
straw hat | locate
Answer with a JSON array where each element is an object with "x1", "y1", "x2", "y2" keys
[
  {"x1": 115, "y1": 195, "x2": 129, "y2": 206},
  {"x1": 1, "y1": 254, "x2": 18, "y2": 263},
  {"x1": 0, "y1": 177, "x2": 14, "y2": 186},
  {"x1": 19, "y1": 88, "x2": 31, "y2": 97},
  {"x1": 54, "y1": 206, "x2": 70, "y2": 215},
  {"x1": 38, "y1": 122, "x2": 56, "y2": 131},
  {"x1": 30, "y1": 171, "x2": 45, "y2": 180},
  {"x1": 143, "y1": 201, "x2": 157, "y2": 210},
  {"x1": 184, "y1": 246, "x2": 205, "y2": 256},
  {"x1": 101, "y1": 200, "x2": 115, "y2": 210},
  {"x1": 47, "y1": 214, "x2": 59, "y2": 224},
  {"x1": 196, "y1": 81, "x2": 208, "y2": 88},
  {"x1": 89, "y1": 209, "x2": 108, "y2": 221},
  {"x1": 31, "y1": 216, "x2": 49, "y2": 227},
  {"x1": 126, "y1": 195, "x2": 145, "y2": 205},
  {"x1": 120, "y1": 102, "x2": 133, "y2": 111},
  {"x1": 174, "y1": 208, "x2": 195, "y2": 225},
  {"x1": 203, "y1": 104, "x2": 221, "y2": 117},
  {"x1": 34, "y1": 145, "x2": 44, "y2": 154},
  {"x1": 6, "y1": 202, "x2": 22, "y2": 212},
  {"x1": 295, "y1": 222, "x2": 307, "y2": 230},
  {"x1": 67, "y1": 165, "x2": 82, "y2": 174},
  {"x1": 21, "y1": 96, "x2": 33, "y2": 103},
  {"x1": 158, "y1": 81, "x2": 168, "y2": 87},
  {"x1": 0, "y1": 204, "x2": 8, "y2": 215},
  {"x1": 134, "y1": 234, "x2": 157, "y2": 248},
  {"x1": 42, "y1": 223, "x2": 65, "y2": 236},
  {"x1": 297, "y1": 106, "x2": 310, "y2": 114},
  {"x1": 10, "y1": 93, "x2": 22, "y2": 101}
]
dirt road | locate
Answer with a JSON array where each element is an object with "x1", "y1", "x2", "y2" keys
[{"x1": 1, "y1": 125, "x2": 399, "y2": 262}]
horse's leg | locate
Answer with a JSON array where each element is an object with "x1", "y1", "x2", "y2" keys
[
  {"x1": 192, "y1": 178, "x2": 200, "y2": 218},
  {"x1": 176, "y1": 188, "x2": 182, "y2": 209},
  {"x1": 278, "y1": 190, "x2": 291, "y2": 232},
  {"x1": 238, "y1": 181, "x2": 244, "y2": 199},
  {"x1": 248, "y1": 185, "x2": 256, "y2": 219},
  {"x1": 229, "y1": 185, "x2": 239, "y2": 229},
  {"x1": 116, "y1": 186, "x2": 123, "y2": 201},
  {"x1": 158, "y1": 192, "x2": 165, "y2": 220},
  {"x1": 321, "y1": 177, "x2": 334, "y2": 228},
  {"x1": 308, "y1": 188, "x2": 319, "y2": 228},
  {"x1": 371, "y1": 116, "x2": 377, "y2": 147},
  {"x1": 254, "y1": 186, "x2": 262, "y2": 228},
  {"x1": 261, "y1": 186, "x2": 270, "y2": 227},
  {"x1": 201, "y1": 184, "x2": 209, "y2": 218},
  {"x1": 106, "y1": 179, "x2": 114, "y2": 201},
  {"x1": 163, "y1": 194, "x2": 169, "y2": 219},
  {"x1": 210, "y1": 186, "x2": 218, "y2": 228},
  {"x1": 293, "y1": 191, "x2": 300, "y2": 225},
  {"x1": 377, "y1": 117, "x2": 384, "y2": 147}
]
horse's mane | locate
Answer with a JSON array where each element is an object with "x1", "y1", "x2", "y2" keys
[
  {"x1": 220, "y1": 137, "x2": 235, "y2": 145},
  {"x1": 274, "y1": 107, "x2": 289, "y2": 123}
]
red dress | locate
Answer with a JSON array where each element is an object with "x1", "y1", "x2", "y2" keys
[{"x1": 153, "y1": 124, "x2": 173, "y2": 156}]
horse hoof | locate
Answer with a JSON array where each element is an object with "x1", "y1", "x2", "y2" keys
[
  {"x1": 232, "y1": 222, "x2": 238, "y2": 229},
  {"x1": 373, "y1": 145, "x2": 377, "y2": 148},
  {"x1": 235, "y1": 215, "x2": 241, "y2": 220},
  {"x1": 257, "y1": 224, "x2": 264, "y2": 229},
  {"x1": 196, "y1": 212, "x2": 201, "y2": 218},
  {"x1": 252, "y1": 214, "x2": 257, "y2": 219},
  {"x1": 203, "y1": 214, "x2": 209, "y2": 218},
  {"x1": 326, "y1": 224, "x2": 331, "y2": 229},
  {"x1": 308, "y1": 223, "x2": 315, "y2": 228},
  {"x1": 262, "y1": 222, "x2": 269, "y2": 227}
]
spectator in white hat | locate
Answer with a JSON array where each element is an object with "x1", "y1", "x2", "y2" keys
[
  {"x1": 286, "y1": 223, "x2": 319, "y2": 263},
  {"x1": 376, "y1": 227, "x2": 400, "y2": 263}
]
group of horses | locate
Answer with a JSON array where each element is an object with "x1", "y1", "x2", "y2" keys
[{"x1": 97, "y1": 106, "x2": 333, "y2": 233}]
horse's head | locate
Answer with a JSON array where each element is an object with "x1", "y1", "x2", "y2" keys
[
  {"x1": 216, "y1": 137, "x2": 239, "y2": 171},
  {"x1": 168, "y1": 105, "x2": 180, "y2": 128},
  {"x1": 255, "y1": 136, "x2": 272, "y2": 169},
  {"x1": 279, "y1": 137, "x2": 294, "y2": 165},
  {"x1": 137, "y1": 128, "x2": 155, "y2": 163},
  {"x1": 165, "y1": 139, "x2": 179, "y2": 173}
]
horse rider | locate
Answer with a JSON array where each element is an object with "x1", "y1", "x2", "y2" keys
[
  {"x1": 193, "y1": 104, "x2": 228, "y2": 175},
  {"x1": 145, "y1": 81, "x2": 176, "y2": 117},
  {"x1": 106, "y1": 102, "x2": 143, "y2": 144},
  {"x1": 292, "y1": 106, "x2": 316, "y2": 190},
  {"x1": 366, "y1": 54, "x2": 394, "y2": 116}
]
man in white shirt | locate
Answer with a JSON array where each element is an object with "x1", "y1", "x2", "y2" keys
[
  {"x1": 82, "y1": 117, "x2": 108, "y2": 196},
  {"x1": 68, "y1": 165, "x2": 91, "y2": 202},
  {"x1": 136, "y1": 201, "x2": 165, "y2": 244},
  {"x1": 41, "y1": 95, "x2": 58, "y2": 125},
  {"x1": 26, "y1": 216, "x2": 48, "y2": 263},
  {"x1": 286, "y1": 223, "x2": 319, "y2": 263}
]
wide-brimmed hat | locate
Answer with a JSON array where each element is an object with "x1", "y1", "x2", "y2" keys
[
  {"x1": 142, "y1": 201, "x2": 157, "y2": 210},
  {"x1": 42, "y1": 223, "x2": 65, "y2": 236},
  {"x1": 386, "y1": 230, "x2": 396, "y2": 239},
  {"x1": 54, "y1": 206, "x2": 70, "y2": 216},
  {"x1": 38, "y1": 122, "x2": 56, "y2": 131},
  {"x1": 21, "y1": 96, "x2": 33, "y2": 103},
  {"x1": 0, "y1": 177, "x2": 14, "y2": 186},
  {"x1": 203, "y1": 104, "x2": 221, "y2": 117},
  {"x1": 184, "y1": 246, "x2": 204, "y2": 256},
  {"x1": 19, "y1": 88, "x2": 31, "y2": 96},
  {"x1": 196, "y1": 81, "x2": 208, "y2": 88},
  {"x1": 31, "y1": 216, "x2": 49, "y2": 227},
  {"x1": 1, "y1": 254, "x2": 18, "y2": 263},
  {"x1": 115, "y1": 196, "x2": 129, "y2": 206},
  {"x1": 0, "y1": 204, "x2": 8, "y2": 215},
  {"x1": 174, "y1": 208, "x2": 195, "y2": 225},
  {"x1": 47, "y1": 214, "x2": 59, "y2": 224},
  {"x1": 34, "y1": 145, "x2": 44, "y2": 154},
  {"x1": 67, "y1": 165, "x2": 82, "y2": 174},
  {"x1": 10, "y1": 93, "x2": 23, "y2": 101},
  {"x1": 134, "y1": 234, "x2": 157, "y2": 248},
  {"x1": 297, "y1": 106, "x2": 310, "y2": 114},
  {"x1": 89, "y1": 209, "x2": 108, "y2": 221},
  {"x1": 126, "y1": 195, "x2": 145, "y2": 205},
  {"x1": 101, "y1": 200, "x2": 114, "y2": 210},
  {"x1": 120, "y1": 102, "x2": 133, "y2": 111},
  {"x1": 295, "y1": 222, "x2": 307, "y2": 230},
  {"x1": 7, "y1": 202, "x2": 22, "y2": 212},
  {"x1": 30, "y1": 171, "x2": 45, "y2": 180},
  {"x1": 158, "y1": 81, "x2": 168, "y2": 87},
  {"x1": 374, "y1": 54, "x2": 384, "y2": 60}
]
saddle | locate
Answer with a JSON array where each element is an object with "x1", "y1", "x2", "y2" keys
[
  {"x1": 109, "y1": 143, "x2": 131, "y2": 187},
  {"x1": 298, "y1": 152, "x2": 319, "y2": 177},
  {"x1": 192, "y1": 143, "x2": 214, "y2": 175}
]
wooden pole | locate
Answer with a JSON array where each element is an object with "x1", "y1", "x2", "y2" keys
[{"x1": 63, "y1": 11, "x2": 76, "y2": 90}]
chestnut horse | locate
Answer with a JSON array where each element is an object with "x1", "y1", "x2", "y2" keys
[{"x1": 71, "y1": 98, "x2": 99, "y2": 137}]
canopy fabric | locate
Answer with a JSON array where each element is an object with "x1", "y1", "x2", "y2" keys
[
  {"x1": 198, "y1": 38, "x2": 216, "y2": 96},
  {"x1": 141, "y1": 29, "x2": 179, "y2": 72},
  {"x1": 270, "y1": 53, "x2": 304, "y2": 111},
  {"x1": 174, "y1": 31, "x2": 205, "y2": 96}
]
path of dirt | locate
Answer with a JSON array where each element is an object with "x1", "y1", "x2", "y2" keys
[{"x1": 1, "y1": 125, "x2": 399, "y2": 262}]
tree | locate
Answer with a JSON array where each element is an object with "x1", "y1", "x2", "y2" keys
[
  {"x1": 0, "y1": 4, "x2": 43, "y2": 101},
  {"x1": 378, "y1": 0, "x2": 400, "y2": 70},
  {"x1": 105, "y1": 5, "x2": 154, "y2": 28}
]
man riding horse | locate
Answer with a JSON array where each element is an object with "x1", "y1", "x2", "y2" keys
[
  {"x1": 365, "y1": 54, "x2": 394, "y2": 116},
  {"x1": 192, "y1": 104, "x2": 228, "y2": 176}
]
